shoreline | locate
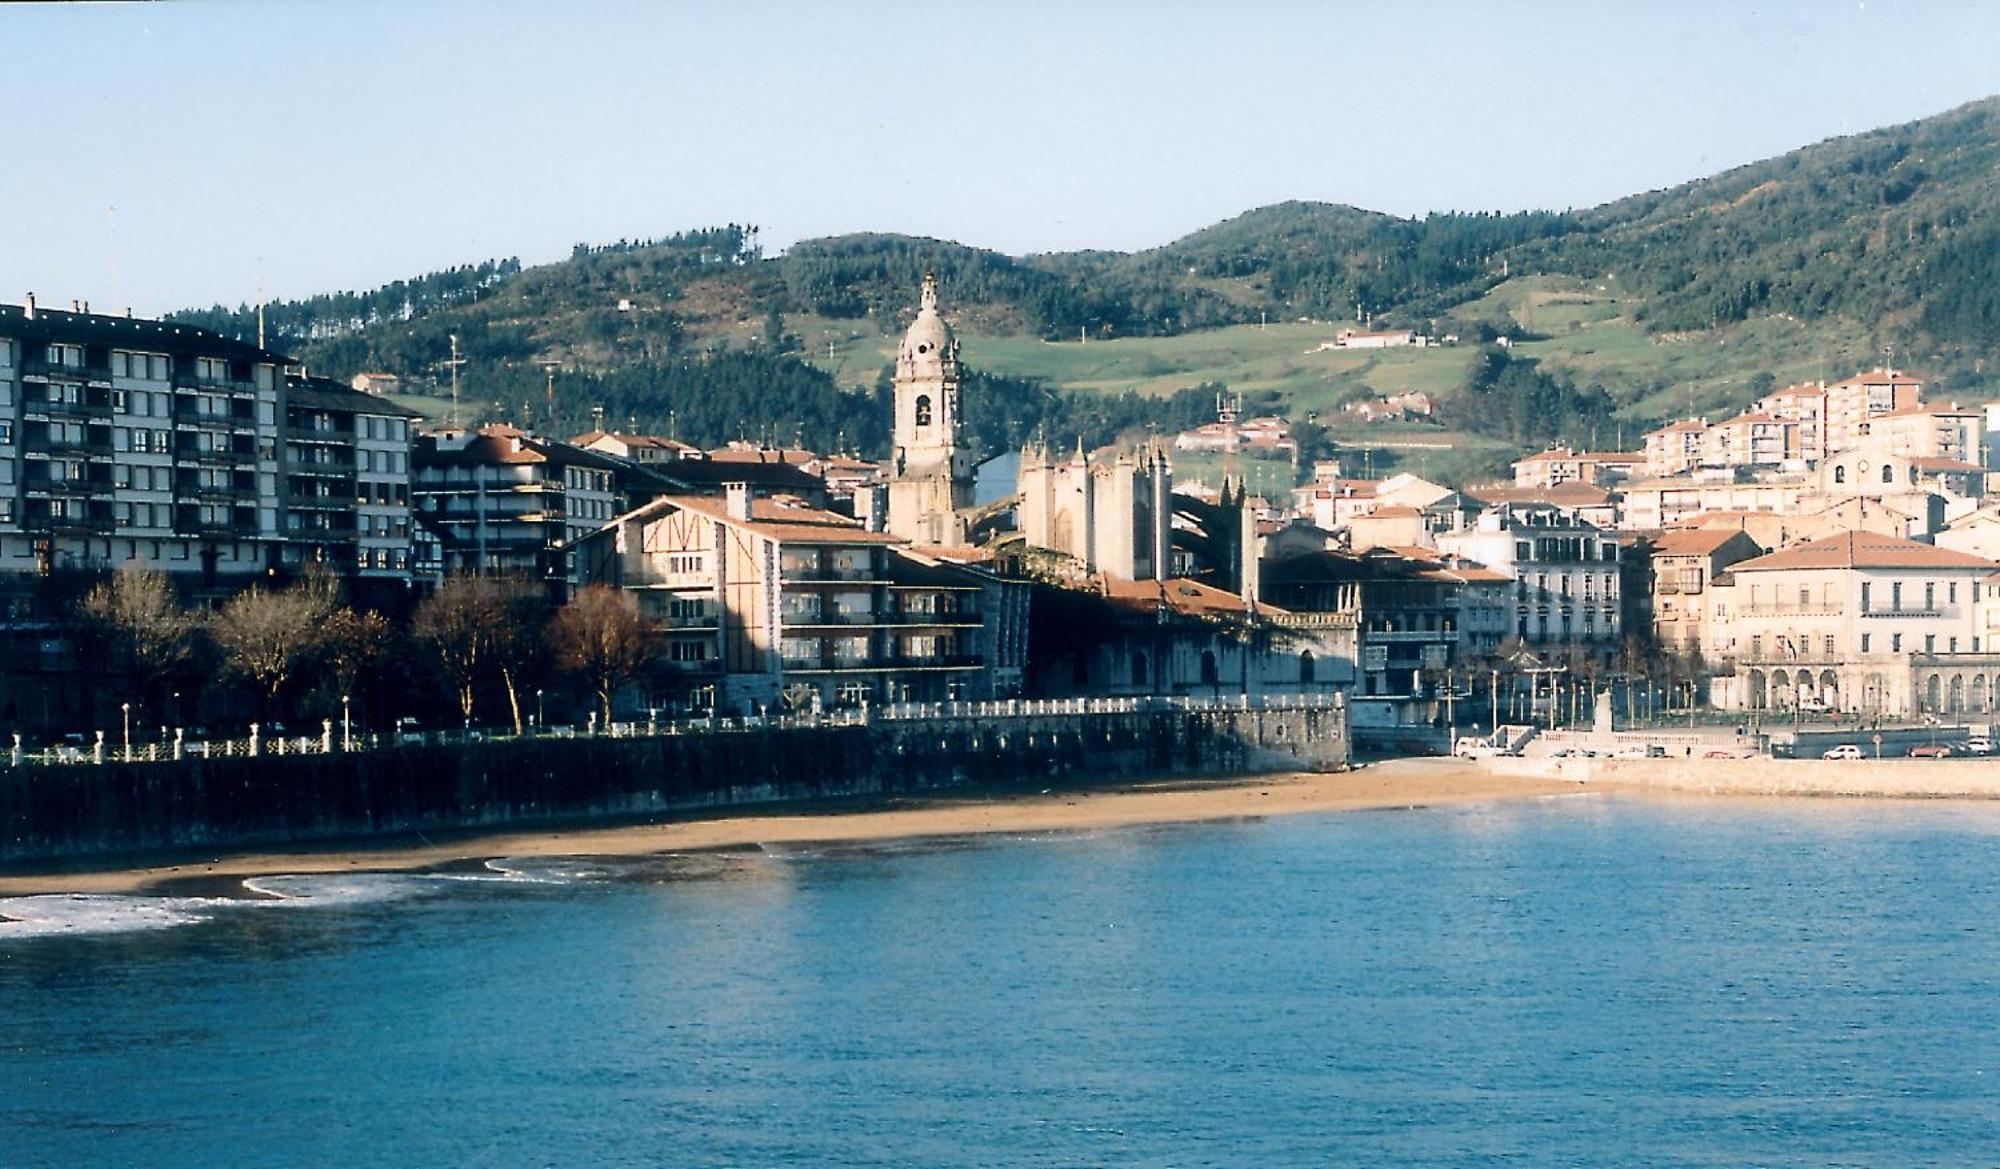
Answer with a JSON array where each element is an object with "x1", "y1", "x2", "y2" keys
[
  {"x1": 12, "y1": 754, "x2": 1999, "y2": 899},
  {"x1": 0, "y1": 758, "x2": 1578, "y2": 897}
]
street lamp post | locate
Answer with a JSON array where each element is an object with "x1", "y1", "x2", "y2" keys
[
  {"x1": 341, "y1": 695, "x2": 352, "y2": 751},
  {"x1": 121, "y1": 702, "x2": 131, "y2": 763},
  {"x1": 536, "y1": 689, "x2": 545, "y2": 730}
]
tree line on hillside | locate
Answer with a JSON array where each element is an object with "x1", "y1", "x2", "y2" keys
[
  {"x1": 1442, "y1": 346, "x2": 1617, "y2": 449},
  {"x1": 75, "y1": 567, "x2": 659, "y2": 740},
  {"x1": 169, "y1": 258, "x2": 524, "y2": 355},
  {"x1": 1519, "y1": 97, "x2": 2000, "y2": 348}
]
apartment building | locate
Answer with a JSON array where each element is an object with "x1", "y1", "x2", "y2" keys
[
  {"x1": 281, "y1": 376, "x2": 420, "y2": 579},
  {"x1": 413, "y1": 424, "x2": 629, "y2": 583},
  {"x1": 1510, "y1": 446, "x2": 1644, "y2": 490},
  {"x1": 1647, "y1": 528, "x2": 1762, "y2": 653},
  {"x1": 1702, "y1": 530, "x2": 2000, "y2": 716},
  {"x1": 1435, "y1": 502, "x2": 1623, "y2": 658},
  {"x1": 1822, "y1": 368, "x2": 1922, "y2": 455},
  {"x1": 574, "y1": 487, "x2": 1025, "y2": 712},
  {"x1": 0, "y1": 299, "x2": 294, "y2": 584}
]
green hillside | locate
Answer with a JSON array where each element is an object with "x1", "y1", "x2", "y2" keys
[{"x1": 165, "y1": 96, "x2": 2000, "y2": 485}]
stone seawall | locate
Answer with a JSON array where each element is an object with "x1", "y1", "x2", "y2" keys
[
  {"x1": 1489, "y1": 754, "x2": 2000, "y2": 798},
  {"x1": 0, "y1": 704, "x2": 1348, "y2": 868}
]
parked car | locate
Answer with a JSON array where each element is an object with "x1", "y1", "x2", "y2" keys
[
  {"x1": 1966, "y1": 736, "x2": 1993, "y2": 756},
  {"x1": 1821, "y1": 744, "x2": 1865, "y2": 760},
  {"x1": 1909, "y1": 744, "x2": 1952, "y2": 759}
]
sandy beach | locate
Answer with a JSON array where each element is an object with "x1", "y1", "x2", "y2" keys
[{"x1": 0, "y1": 757, "x2": 1582, "y2": 897}]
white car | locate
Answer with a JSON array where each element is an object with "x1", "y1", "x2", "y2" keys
[
  {"x1": 1821, "y1": 744, "x2": 1864, "y2": 760},
  {"x1": 1966, "y1": 736, "x2": 1993, "y2": 756}
]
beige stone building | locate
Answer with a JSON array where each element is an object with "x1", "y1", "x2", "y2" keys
[
  {"x1": 1822, "y1": 368, "x2": 1923, "y2": 455},
  {"x1": 1643, "y1": 419, "x2": 1709, "y2": 478},
  {"x1": 1702, "y1": 530, "x2": 2000, "y2": 715},
  {"x1": 1649, "y1": 528, "x2": 1762, "y2": 653},
  {"x1": 1510, "y1": 446, "x2": 1643, "y2": 489},
  {"x1": 576, "y1": 487, "x2": 1025, "y2": 712}
]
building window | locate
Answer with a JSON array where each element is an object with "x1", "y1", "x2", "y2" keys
[
  {"x1": 1926, "y1": 634, "x2": 1937, "y2": 654},
  {"x1": 1834, "y1": 465, "x2": 1847, "y2": 484},
  {"x1": 1824, "y1": 635, "x2": 1835, "y2": 657},
  {"x1": 1881, "y1": 464, "x2": 1894, "y2": 484},
  {"x1": 914, "y1": 395, "x2": 932, "y2": 427},
  {"x1": 1861, "y1": 634, "x2": 1871, "y2": 653},
  {"x1": 1893, "y1": 634, "x2": 1903, "y2": 653}
]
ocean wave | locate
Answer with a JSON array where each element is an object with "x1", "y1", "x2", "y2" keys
[{"x1": 0, "y1": 893, "x2": 222, "y2": 938}]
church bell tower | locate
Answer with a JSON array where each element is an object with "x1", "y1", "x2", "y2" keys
[{"x1": 886, "y1": 273, "x2": 975, "y2": 545}]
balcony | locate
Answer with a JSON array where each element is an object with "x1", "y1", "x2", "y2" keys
[
  {"x1": 21, "y1": 359, "x2": 110, "y2": 383},
  {"x1": 782, "y1": 611, "x2": 885, "y2": 628},
  {"x1": 891, "y1": 612, "x2": 983, "y2": 627},
  {"x1": 24, "y1": 397, "x2": 109, "y2": 421},
  {"x1": 285, "y1": 425, "x2": 354, "y2": 444},
  {"x1": 1739, "y1": 603, "x2": 1844, "y2": 617},
  {"x1": 656, "y1": 613, "x2": 720, "y2": 630},
  {"x1": 1365, "y1": 629, "x2": 1454, "y2": 644},
  {"x1": 781, "y1": 566, "x2": 884, "y2": 583},
  {"x1": 287, "y1": 459, "x2": 357, "y2": 478}
]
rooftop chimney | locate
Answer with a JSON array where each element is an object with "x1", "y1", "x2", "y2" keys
[
  {"x1": 70, "y1": 299, "x2": 80, "y2": 313},
  {"x1": 723, "y1": 481, "x2": 753, "y2": 523},
  {"x1": 22, "y1": 293, "x2": 34, "y2": 320}
]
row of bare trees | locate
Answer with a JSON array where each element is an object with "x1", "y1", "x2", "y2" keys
[{"x1": 76, "y1": 567, "x2": 655, "y2": 734}]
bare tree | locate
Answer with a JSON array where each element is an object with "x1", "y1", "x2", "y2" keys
[
  {"x1": 549, "y1": 585, "x2": 653, "y2": 726},
  {"x1": 211, "y1": 578, "x2": 340, "y2": 710},
  {"x1": 488, "y1": 578, "x2": 549, "y2": 735},
  {"x1": 316, "y1": 607, "x2": 395, "y2": 701},
  {"x1": 77, "y1": 567, "x2": 198, "y2": 711},
  {"x1": 411, "y1": 574, "x2": 501, "y2": 723}
]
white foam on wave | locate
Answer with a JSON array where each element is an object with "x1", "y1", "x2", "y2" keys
[
  {"x1": 483, "y1": 856, "x2": 620, "y2": 883},
  {"x1": 239, "y1": 872, "x2": 444, "y2": 906},
  {"x1": 0, "y1": 893, "x2": 221, "y2": 938},
  {"x1": 2, "y1": 854, "x2": 624, "y2": 942}
]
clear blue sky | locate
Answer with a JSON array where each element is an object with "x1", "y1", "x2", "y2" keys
[{"x1": 7, "y1": 0, "x2": 2000, "y2": 316}]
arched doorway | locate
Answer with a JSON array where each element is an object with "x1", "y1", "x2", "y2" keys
[
  {"x1": 1863, "y1": 673, "x2": 1886, "y2": 713},
  {"x1": 1949, "y1": 674, "x2": 1966, "y2": 715},
  {"x1": 1748, "y1": 669, "x2": 1768, "y2": 710},
  {"x1": 1973, "y1": 673, "x2": 1989, "y2": 714},
  {"x1": 1925, "y1": 674, "x2": 1943, "y2": 713},
  {"x1": 1199, "y1": 650, "x2": 1219, "y2": 688},
  {"x1": 1771, "y1": 669, "x2": 1791, "y2": 709},
  {"x1": 1819, "y1": 670, "x2": 1840, "y2": 708},
  {"x1": 1299, "y1": 651, "x2": 1316, "y2": 685}
]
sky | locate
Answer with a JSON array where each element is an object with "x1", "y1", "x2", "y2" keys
[{"x1": 6, "y1": 0, "x2": 2000, "y2": 316}]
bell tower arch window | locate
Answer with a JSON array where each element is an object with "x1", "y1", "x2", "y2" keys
[{"x1": 915, "y1": 395, "x2": 933, "y2": 427}]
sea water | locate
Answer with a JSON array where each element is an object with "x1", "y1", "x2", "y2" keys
[{"x1": 4, "y1": 795, "x2": 1999, "y2": 1167}]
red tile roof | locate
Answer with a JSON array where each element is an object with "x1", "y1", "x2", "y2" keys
[
  {"x1": 1729, "y1": 530, "x2": 1999, "y2": 573},
  {"x1": 1650, "y1": 528, "x2": 1757, "y2": 557},
  {"x1": 653, "y1": 494, "x2": 906, "y2": 545}
]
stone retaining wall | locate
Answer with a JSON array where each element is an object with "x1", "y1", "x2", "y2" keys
[{"x1": 0, "y1": 704, "x2": 1349, "y2": 868}]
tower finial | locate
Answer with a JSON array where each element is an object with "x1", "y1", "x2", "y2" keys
[{"x1": 920, "y1": 270, "x2": 938, "y2": 312}]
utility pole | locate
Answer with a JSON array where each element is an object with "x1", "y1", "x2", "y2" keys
[
  {"x1": 539, "y1": 360, "x2": 559, "y2": 427},
  {"x1": 443, "y1": 334, "x2": 466, "y2": 427}
]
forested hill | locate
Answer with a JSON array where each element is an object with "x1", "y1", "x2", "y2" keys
[{"x1": 165, "y1": 94, "x2": 2000, "y2": 455}]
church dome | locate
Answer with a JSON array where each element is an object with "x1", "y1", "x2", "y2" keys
[{"x1": 898, "y1": 272, "x2": 957, "y2": 375}]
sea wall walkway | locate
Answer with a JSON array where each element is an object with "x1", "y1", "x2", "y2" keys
[
  {"x1": 1489, "y1": 754, "x2": 2000, "y2": 798},
  {"x1": 0, "y1": 696, "x2": 1348, "y2": 868}
]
